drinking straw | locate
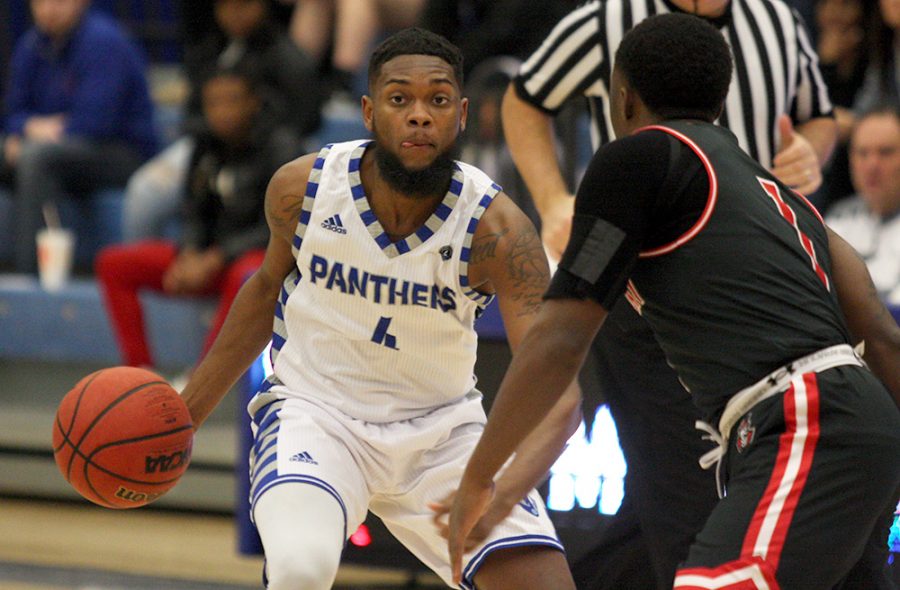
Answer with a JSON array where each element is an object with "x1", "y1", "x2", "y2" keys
[{"x1": 42, "y1": 202, "x2": 61, "y2": 230}]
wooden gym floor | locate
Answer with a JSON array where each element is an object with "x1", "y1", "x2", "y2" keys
[{"x1": 0, "y1": 497, "x2": 444, "y2": 589}]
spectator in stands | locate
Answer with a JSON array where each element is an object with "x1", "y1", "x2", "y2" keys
[
  {"x1": 418, "y1": 0, "x2": 575, "y2": 78},
  {"x1": 2, "y1": 0, "x2": 158, "y2": 274},
  {"x1": 826, "y1": 0, "x2": 900, "y2": 197},
  {"x1": 855, "y1": 0, "x2": 900, "y2": 113},
  {"x1": 817, "y1": 0, "x2": 872, "y2": 144},
  {"x1": 815, "y1": 0, "x2": 876, "y2": 210},
  {"x1": 282, "y1": 0, "x2": 425, "y2": 100},
  {"x1": 96, "y1": 66, "x2": 301, "y2": 376},
  {"x1": 826, "y1": 106, "x2": 900, "y2": 304},
  {"x1": 123, "y1": 0, "x2": 320, "y2": 243}
]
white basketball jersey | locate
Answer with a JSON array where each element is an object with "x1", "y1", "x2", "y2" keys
[{"x1": 263, "y1": 140, "x2": 500, "y2": 422}]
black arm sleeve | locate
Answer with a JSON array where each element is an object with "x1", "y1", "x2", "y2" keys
[{"x1": 546, "y1": 130, "x2": 673, "y2": 309}]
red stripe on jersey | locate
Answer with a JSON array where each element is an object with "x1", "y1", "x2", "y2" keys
[
  {"x1": 757, "y1": 179, "x2": 830, "y2": 290},
  {"x1": 674, "y1": 556, "x2": 780, "y2": 589},
  {"x1": 635, "y1": 125, "x2": 718, "y2": 258},
  {"x1": 793, "y1": 190, "x2": 825, "y2": 225},
  {"x1": 740, "y1": 374, "x2": 820, "y2": 569}
]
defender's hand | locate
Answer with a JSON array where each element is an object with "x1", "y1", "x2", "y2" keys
[
  {"x1": 431, "y1": 490, "x2": 512, "y2": 553},
  {"x1": 446, "y1": 478, "x2": 495, "y2": 586}
]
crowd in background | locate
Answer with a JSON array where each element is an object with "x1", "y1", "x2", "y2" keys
[{"x1": 0, "y1": 0, "x2": 898, "y2": 373}]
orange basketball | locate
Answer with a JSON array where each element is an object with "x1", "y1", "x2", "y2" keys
[{"x1": 52, "y1": 366, "x2": 193, "y2": 509}]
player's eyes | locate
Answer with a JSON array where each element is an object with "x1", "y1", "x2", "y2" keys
[
  {"x1": 389, "y1": 95, "x2": 405, "y2": 104},
  {"x1": 433, "y1": 96, "x2": 449, "y2": 105}
]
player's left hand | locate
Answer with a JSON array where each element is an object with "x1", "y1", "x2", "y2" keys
[
  {"x1": 771, "y1": 114, "x2": 822, "y2": 195},
  {"x1": 443, "y1": 477, "x2": 495, "y2": 586}
]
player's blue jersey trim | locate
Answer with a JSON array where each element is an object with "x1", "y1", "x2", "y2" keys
[
  {"x1": 346, "y1": 140, "x2": 466, "y2": 258},
  {"x1": 458, "y1": 183, "x2": 501, "y2": 310}
]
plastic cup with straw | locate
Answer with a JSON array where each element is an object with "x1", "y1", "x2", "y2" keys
[{"x1": 36, "y1": 203, "x2": 75, "y2": 291}]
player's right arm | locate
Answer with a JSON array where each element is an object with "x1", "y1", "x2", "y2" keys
[
  {"x1": 501, "y1": 85, "x2": 574, "y2": 260},
  {"x1": 827, "y1": 226, "x2": 900, "y2": 406},
  {"x1": 180, "y1": 153, "x2": 317, "y2": 429}
]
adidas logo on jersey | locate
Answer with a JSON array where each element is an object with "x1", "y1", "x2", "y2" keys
[
  {"x1": 321, "y1": 214, "x2": 347, "y2": 234},
  {"x1": 289, "y1": 451, "x2": 318, "y2": 465}
]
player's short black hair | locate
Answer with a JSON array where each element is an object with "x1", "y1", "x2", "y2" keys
[
  {"x1": 615, "y1": 13, "x2": 733, "y2": 122},
  {"x1": 368, "y1": 27, "x2": 464, "y2": 90}
]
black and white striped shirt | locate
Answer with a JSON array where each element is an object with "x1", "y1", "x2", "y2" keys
[{"x1": 514, "y1": 0, "x2": 833, "y2": 168}]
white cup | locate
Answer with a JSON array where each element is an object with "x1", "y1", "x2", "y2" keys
[{"x1": 36, "y1": 228, "x2": 75, "y2": 292}]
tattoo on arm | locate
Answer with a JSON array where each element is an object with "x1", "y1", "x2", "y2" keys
[
  {"x1": 470, "y1": 228, "x2": 508, "y2": 264},
  {"x1": 506, "y1": 229, "x2": 551, "y2": 317},
  {"x1": 266, "y1": 193, "x2": 304, "y2": 238}
]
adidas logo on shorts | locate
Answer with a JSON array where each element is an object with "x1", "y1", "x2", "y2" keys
[
  {"x1": 518, "y1": 496, "x2": 539, "y2": 517},
  {"x1": 289, "y1": 451, "x2": 318, "y2": 465},
  {"x1": 321, "y1": 214, "x2": 347, "y2": 234}
]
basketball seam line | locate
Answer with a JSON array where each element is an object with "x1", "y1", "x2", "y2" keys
[{"x1": 64, "y1": 378, "x2": 171, "y2": 481}]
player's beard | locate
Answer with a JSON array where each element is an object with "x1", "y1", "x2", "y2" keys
[{"x1": 372, "y1": 138, "x2": 457, "y2": 199}]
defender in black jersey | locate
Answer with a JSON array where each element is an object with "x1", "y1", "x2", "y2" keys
[
  {"x1": 448, "y1": 14, "x2": 900, "y2": 589},
  {"x1": 505, "y1": 1, "x2": 836, "y2": 586}
]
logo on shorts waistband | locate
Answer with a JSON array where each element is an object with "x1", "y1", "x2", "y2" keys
[
  {"x1": 289, "y1": 451, "x2": 319, "y2": 465},
  {"x1": 735, "y1": 414, "x2": 756, "y2": 454}
]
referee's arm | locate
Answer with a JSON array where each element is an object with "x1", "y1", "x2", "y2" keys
[
  {"x1": 501, "y1": 86, "x2": 574, "y2": 260},
  {"x1": 773, "y1": 8, "x2": 838, "y2": 194},
  {"x1": 795, "y1": 117, "x2": 837, "y2": 166}
]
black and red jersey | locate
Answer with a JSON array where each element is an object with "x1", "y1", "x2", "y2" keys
[{"x1": 549, "y1": 119, "x2": 851, "y2": 419}]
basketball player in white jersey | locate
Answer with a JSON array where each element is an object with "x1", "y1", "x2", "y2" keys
[{"x1": 180, "y1": 27, "x2": 579, "y2": 589}]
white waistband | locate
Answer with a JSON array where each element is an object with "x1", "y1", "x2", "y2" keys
[
  {"x1": 718, "y1": 343, "x2": 864, "y2": 438},
  {"x1": 696, "y1": 342, "x2": 865, "y2": 498}
]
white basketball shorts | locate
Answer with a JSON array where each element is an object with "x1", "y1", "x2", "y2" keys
[{"x1": 247, "y1": 389, "x2": 565, "y2": 589}]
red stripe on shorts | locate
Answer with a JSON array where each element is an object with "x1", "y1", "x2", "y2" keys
[{"x1": 740, "y1": 374, "x2": 820, "y2": 569}]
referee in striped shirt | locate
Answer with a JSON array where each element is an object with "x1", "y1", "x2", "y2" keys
[{"x1": 502, "y1": 1, "x2": 837, "y2": 588}]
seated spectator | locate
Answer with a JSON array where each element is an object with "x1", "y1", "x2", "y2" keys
[
  {"x1": 2, "y1": 0, "x2": 158, "y2": 274},
  {"x1": 854, "y1": 0, "x2": 900, "y2": 113},
  {"x1": 96, "y1": 67, "x2": 302, "y2": 377},
  {"x1": 815, "y1": 0, "x2": 874, "y2": 210},
  {"x1": 826, "y1": 107, "x2": 900, "y2": 304},
  {"x1": 283, "y1": 0, "x2": 425, "y2": 99},
  {"x1": 123, "y1": 0, "x2": 320, "y2": 243},
  {"x1": 419, "y1": 0, "x2": 575, "y2": 78}
]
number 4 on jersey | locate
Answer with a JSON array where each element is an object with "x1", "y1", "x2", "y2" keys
[
  {"x1": 372, "y1": 316, "x2": 399, "y2": 350},
  {"x1": 757, "y1": 178, "x2": 830, "y2": 291}
]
